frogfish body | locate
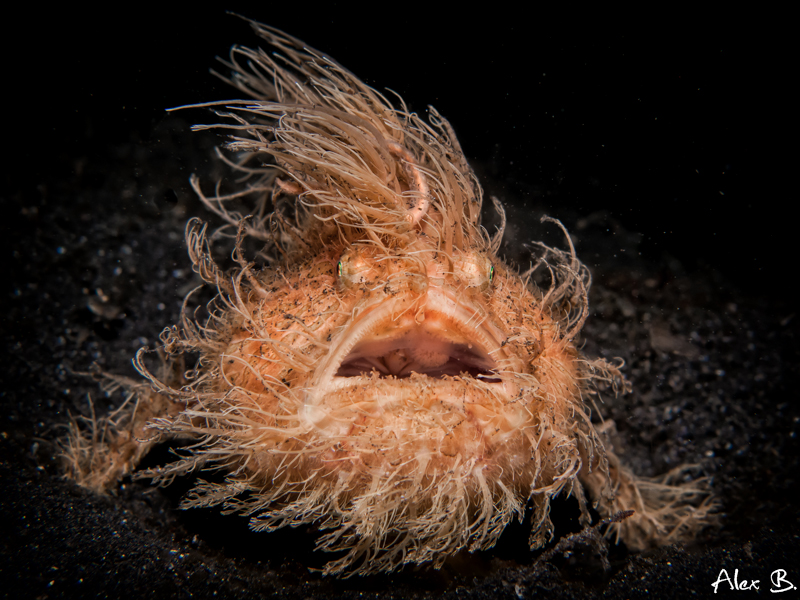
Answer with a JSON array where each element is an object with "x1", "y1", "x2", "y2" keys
[{"x1": 62, "y1": 18, "x2": 713, "y2": 576}]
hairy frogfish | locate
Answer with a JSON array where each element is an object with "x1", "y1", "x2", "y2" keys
[{"x1": 61, "y1": 17, "x2": 714, "y2": 576}]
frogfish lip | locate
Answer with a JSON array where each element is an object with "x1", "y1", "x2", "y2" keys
[{"x1": 303, "y1": 289, "x2": 514, "y2": 416}]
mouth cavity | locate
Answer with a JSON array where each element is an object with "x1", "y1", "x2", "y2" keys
[{"x1": 336, "y1": 329, "x2": 501, "y2": 383}]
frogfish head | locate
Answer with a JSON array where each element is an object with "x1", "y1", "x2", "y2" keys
[{"x1": 197, "y1": 215, "x2": 596, "y2": 575}]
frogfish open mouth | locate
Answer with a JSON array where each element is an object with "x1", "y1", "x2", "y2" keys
[{"x1": 61, "y1": 17, "x2": 714, "y2": 576}]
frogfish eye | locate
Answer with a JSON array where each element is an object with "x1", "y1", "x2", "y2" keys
[
  {"x1": 452, "y1": 251, "x2": 495, "y2": 291},
  {"x1": 337, "y1": 247, "x2": 379, "y2": 288}
]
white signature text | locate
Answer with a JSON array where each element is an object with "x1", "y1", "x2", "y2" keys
[{"x1": 711, "y1": 568, "x2": 796, "y2": 594}]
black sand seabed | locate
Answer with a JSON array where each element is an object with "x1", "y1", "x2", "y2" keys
[{"x1": 2, "y1": 10, "x2": 797, "y2": 599}]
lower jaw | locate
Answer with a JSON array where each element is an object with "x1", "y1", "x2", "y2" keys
[
  {"x1": 297, "y1": 373, "x2": 529, "y2": 463},
  {"x1": 304, "y1": 372, "x2": 511, "y2": 426}
]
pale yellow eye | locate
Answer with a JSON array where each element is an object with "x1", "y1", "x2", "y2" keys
[
  {"x1": 452, "y1": 251, "x2": 494, "y2": 291},
  {"x1": 338, "y1": 248, "x2": 378, "y2": 288}
]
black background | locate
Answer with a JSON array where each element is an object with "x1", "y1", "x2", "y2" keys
[
  {"x1": 2, "y1": 6, "x2": 796, "y2": 600},
  {"x1": 5, "y1": 7, "x2": 790, "y2": 297}
]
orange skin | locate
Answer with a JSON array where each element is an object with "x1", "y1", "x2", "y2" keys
[{"x1": 171, "y1": 234, "x2": 602, "y2": 575}]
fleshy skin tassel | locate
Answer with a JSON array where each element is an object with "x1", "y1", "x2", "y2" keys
[{"x1": 61, "y1": 17, "x2": 715, "y2": 576}]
